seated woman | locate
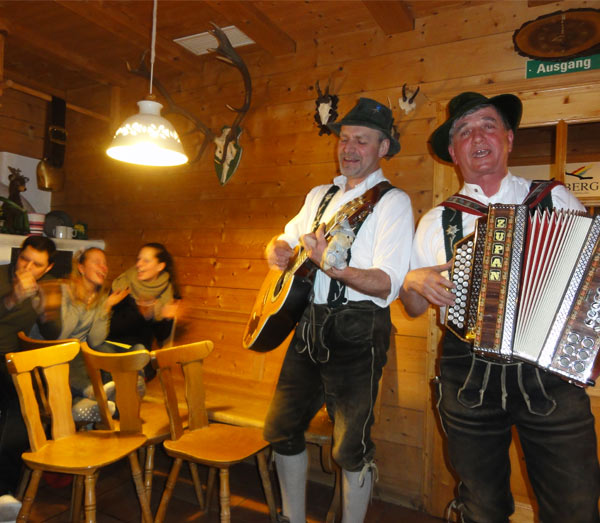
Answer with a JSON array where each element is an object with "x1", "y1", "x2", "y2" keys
[
  {"x1": 39, "y1": 247, "x2": 128, "y2": 422},
  {"x1": 108, "y1": 243, "x2": 180, "y2": 376}
]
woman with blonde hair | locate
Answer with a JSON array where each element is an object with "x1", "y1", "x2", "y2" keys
[{"x1": 40, "y1": 247, "x2": 128, "y2": 421}]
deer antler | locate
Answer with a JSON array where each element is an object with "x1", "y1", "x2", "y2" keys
[
  {"x1": 125, "y1": 24, "x2": 252, "y2": 170},
  {"x1": 208, "y1": 23, "x2": 252, "y2": 162}
]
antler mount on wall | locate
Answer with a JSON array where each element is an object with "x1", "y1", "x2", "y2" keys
[{"x1": 127, "y1": 23, "x2": 252, "y2": 185}]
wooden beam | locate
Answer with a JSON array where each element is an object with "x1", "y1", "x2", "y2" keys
[
  {"x1": 528, "y1": 1, "x2": 556, "y2": 6},
  {"x1": 53, "y1": 1, "x2": 199, "y2": 73},
  {"x1": 0, "y1": 79, "x2": 111, "y2": 122},
  {"x1": 2, "y1": 19, "x2": 129, "y2": 87},
  {"x1": 0, "y1": 31, "x2": 5, "y2": 98},
  {"x1": 206, "y1": 1, "x2": 296, "y2": 56},
  {"x1": 552, "y1": 119, "x2": 568, "y2": 183},
  {"x1": 362, "y1": 0, "x2": 414, "y2": 35}
]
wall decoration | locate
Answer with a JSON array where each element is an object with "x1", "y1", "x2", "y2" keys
[
  {"x1": 314, "y1": 80, "x2": 339, "y2": 135},
  {"x1": 0, "y1": 152, "x2": 51, "y2": 215},
  {"x1": 128, "y1": 23, "x2": 252, "y2": 185},
  {"x1": 398, "y1": 83, "x2": 420, "y2": 114},
  {"x1": 513, "y1": 8, "x2": 600, "y2": 61}
]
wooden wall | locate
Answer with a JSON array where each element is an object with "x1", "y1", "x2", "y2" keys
[{"x1": 2, "y1": 0, "x2": 600, "y2": 517}]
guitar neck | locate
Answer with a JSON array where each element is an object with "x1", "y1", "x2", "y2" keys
[
  {"x1": 284, "y1": 182, "x2": 387, "y2": 278},
  {"x1": 288, "y1": 210, "x2": 350, "y2": 274}
]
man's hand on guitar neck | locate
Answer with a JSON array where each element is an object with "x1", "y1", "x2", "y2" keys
[{"x1": 266, "y1": 236, "x2": 294, "y2": 271}]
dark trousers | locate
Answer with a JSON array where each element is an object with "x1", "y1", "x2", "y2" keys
[
  {"x1": 0, "y1": 360, "x2": 28, "y2": 496},
  {"x1": 437, "y1": 332, "x2": 600, "y2": 523},
  {"x1": 264, "y1": 301, "x2": 391, "y2": 471}
]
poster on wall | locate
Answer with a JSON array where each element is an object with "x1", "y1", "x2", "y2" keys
[
  {"x1": 564, "y1": 161, "x2": 600, "y2": 200},
  {"x1": 511, "y1": 162, "x2": 600, "y2": 201},
  {"x1": 0, "y1": 152, "x2": 51, "y2": 214}
]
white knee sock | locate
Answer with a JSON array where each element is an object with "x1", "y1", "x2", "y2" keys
[
  {"x1": 274, "y1": 450, "x2": 307, "y2": 523},
  {"x1": 342, "y1": 468, "x2": 373, "y2": 523}
]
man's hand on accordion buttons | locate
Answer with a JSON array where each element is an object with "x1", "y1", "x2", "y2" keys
[{"x1": 403, "y1": 261, "x2": 456, "y2": 307}]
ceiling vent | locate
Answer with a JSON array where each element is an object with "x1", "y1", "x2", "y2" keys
[{"x1": 174, "y1": 25, "x2": 254, "y2": 55}]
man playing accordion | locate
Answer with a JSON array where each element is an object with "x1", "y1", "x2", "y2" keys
[{"x1": 400, "y1": 91, "x2": 600, "y2": 522}]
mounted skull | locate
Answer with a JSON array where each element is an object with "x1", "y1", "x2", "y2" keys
[
  {"x1": 127, "y1": 23, "x2": 252, "y2": 185},
  {"x1": 399, "y1": 83, "x2": 420, "y2": 114},
  {"x1": 314, "y1": 80, "x2": 339, "y2": 135}
]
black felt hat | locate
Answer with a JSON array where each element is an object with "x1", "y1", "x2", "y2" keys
[
  {"x1": 430, "y1": 91, "x2": 522, "y2": 162},
  {"x1": 328, "y1": 98, "x2": 401, "y2": 157}
]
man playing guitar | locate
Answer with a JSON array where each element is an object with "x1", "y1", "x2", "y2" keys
[{"x1": 262, "y1": 98, "x2": 413, "y2": 523}]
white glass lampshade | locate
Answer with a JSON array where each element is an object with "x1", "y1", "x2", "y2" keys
[{"x1": 106, "y1": 100, "x2": 188, "y2": 167}]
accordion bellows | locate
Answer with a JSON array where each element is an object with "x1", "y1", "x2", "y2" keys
[{"x1": 446, "y1": 204, "x2": 600, "y2": 387}]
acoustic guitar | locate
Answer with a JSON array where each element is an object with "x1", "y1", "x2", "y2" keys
[{"x1": 243, "y1": 183, "x2": 391, "y2": 352}]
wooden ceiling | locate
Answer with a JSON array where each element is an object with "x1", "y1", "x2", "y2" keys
[{"x1": 0, "y1": 0, "x2": 502, "y2": 97}]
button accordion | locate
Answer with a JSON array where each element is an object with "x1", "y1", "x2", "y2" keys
[{"x1": 446, "y1": 204, "x2": 600, "y2": 387}]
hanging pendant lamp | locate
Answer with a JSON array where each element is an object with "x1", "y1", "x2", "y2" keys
[{"x1": 106, "y1": 0, "x2": 188, "y2": 167}]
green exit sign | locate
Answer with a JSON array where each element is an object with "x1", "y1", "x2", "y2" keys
[{"x1": 527, "y1": 54, "x2": 600, "y2": 78}]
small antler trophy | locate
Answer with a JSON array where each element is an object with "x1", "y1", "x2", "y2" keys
[{"x1": 128, "y1": 23, "x2": 252, "y2": 185}]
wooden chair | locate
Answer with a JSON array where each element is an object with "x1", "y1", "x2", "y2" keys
[
  {"x1": 14, "y1": 332, "x2": 80, "y2": 501},
  {"x1": 80, "y1": 341, "x2": 195, "y2": 506},
  {"x1": 151, "y1": 341, "x2": 278, "y2": 523},
  {"x1": 6, "y1": 341, "x2": 153, "y2": 523}
]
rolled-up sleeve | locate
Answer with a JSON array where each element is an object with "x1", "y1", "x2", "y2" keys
[{"x1": 363, "y1": 189, "x2": 414, "y2": 306}]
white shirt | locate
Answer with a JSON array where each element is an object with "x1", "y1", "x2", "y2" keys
[
  {"x1": 411, "y1": 172, "x2": 585, "y2": 270},
  {"x1": 279, "y1": 169, "x2": 414, "y2": 307}
]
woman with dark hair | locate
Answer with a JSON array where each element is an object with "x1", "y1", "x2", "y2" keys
[{"x1": 108, "y1": 243, "x2": 180, "y2": 358}]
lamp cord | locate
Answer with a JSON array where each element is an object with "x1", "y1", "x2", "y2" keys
[{"x1": 149, "y1": 0, "x2": 157, "y2": 95}]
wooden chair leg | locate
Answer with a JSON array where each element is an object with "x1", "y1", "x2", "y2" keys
[
  {"x1": 70, "y1": 475, "x2": 84, "y2": 523},
  {"x1": 83, "y1": 472, "x2": 97, "y2": 523},
  {"x1": 188, "y1": 462, "x2": 205, "y2": 509},
  {"x1": 205, "y1": 466, "x2": 217, "y2": 513},
  {"x1": 15, "y1": 466, "x2": 31, "y2": 501},
  {"x1": 17, "y1": 468, "x2": 42, "y2": 522},
  {"x1": 128, "y1": 452, "x2": 153, "y2": 523},
  {"x1": 219, "y1": 468, "x2": 230, "y2": 523},
  {"x1": 143, "y1": 444, "x2": 155, "y2": 504},
  {"x1": 256, "y1": 450, "x2": 278, "y2": 522},
  {"x1": 155, "y1": 457, "x2": 183, "y2": 523}
]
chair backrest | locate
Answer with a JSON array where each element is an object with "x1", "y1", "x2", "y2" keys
[
  {"x1": 6, "y1": 341, "x2": 81, "y2": 451},
  {"x1": 18, "y1": 331, "x2": 79, "y2": 417},
  {"x1": 80, "y1": 342, "x2": 150, "y2": 433},
  {"x1": 150, "y1": 341, "x2": 214, "y2": 440}
]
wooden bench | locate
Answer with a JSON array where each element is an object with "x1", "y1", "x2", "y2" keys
[{"x1": 145, "y1": 369, "x2": 341, "y2": 522}]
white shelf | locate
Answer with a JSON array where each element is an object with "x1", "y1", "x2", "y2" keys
[{"x1": 0, "y1": 234, "x2": 105, "y2": 264}]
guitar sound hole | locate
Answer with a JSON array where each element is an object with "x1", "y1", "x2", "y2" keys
[{"x1": 274, "y1": 275, "x2": 284, "y2": 297}]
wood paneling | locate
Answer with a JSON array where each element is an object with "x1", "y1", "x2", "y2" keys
[{"x1": 3, "y1": 1, "x2": 600, "y2": 519}]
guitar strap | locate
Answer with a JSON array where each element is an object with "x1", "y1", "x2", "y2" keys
[
  {"x1": 312, "y1": 185, "x2": 340, "y2": 232},
  {"x1": 327, "y1": 181, "x2": 395, "y2": 307}
]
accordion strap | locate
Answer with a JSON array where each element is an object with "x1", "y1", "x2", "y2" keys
[
  {"x1": 440, "y1": 194, "x2": 488, "y2": 217},
  {"x1": 440, "y1": 179, "x2": 559, "y2": 261},
  {"x1": 522, "y1": 179, "x2": 561, "y2": 211}
]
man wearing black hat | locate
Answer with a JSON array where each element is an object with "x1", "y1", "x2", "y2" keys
[
  {"x1": 400, "y1": 92, "x2": 600, "y2": 522},
  {"x1": 263, "y1": 98, "x2": 413, "y2": 523}
]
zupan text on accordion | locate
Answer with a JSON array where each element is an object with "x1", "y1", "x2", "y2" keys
[{"x1": 446, "y1": 203, "x2": 600, "y2": 387}]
